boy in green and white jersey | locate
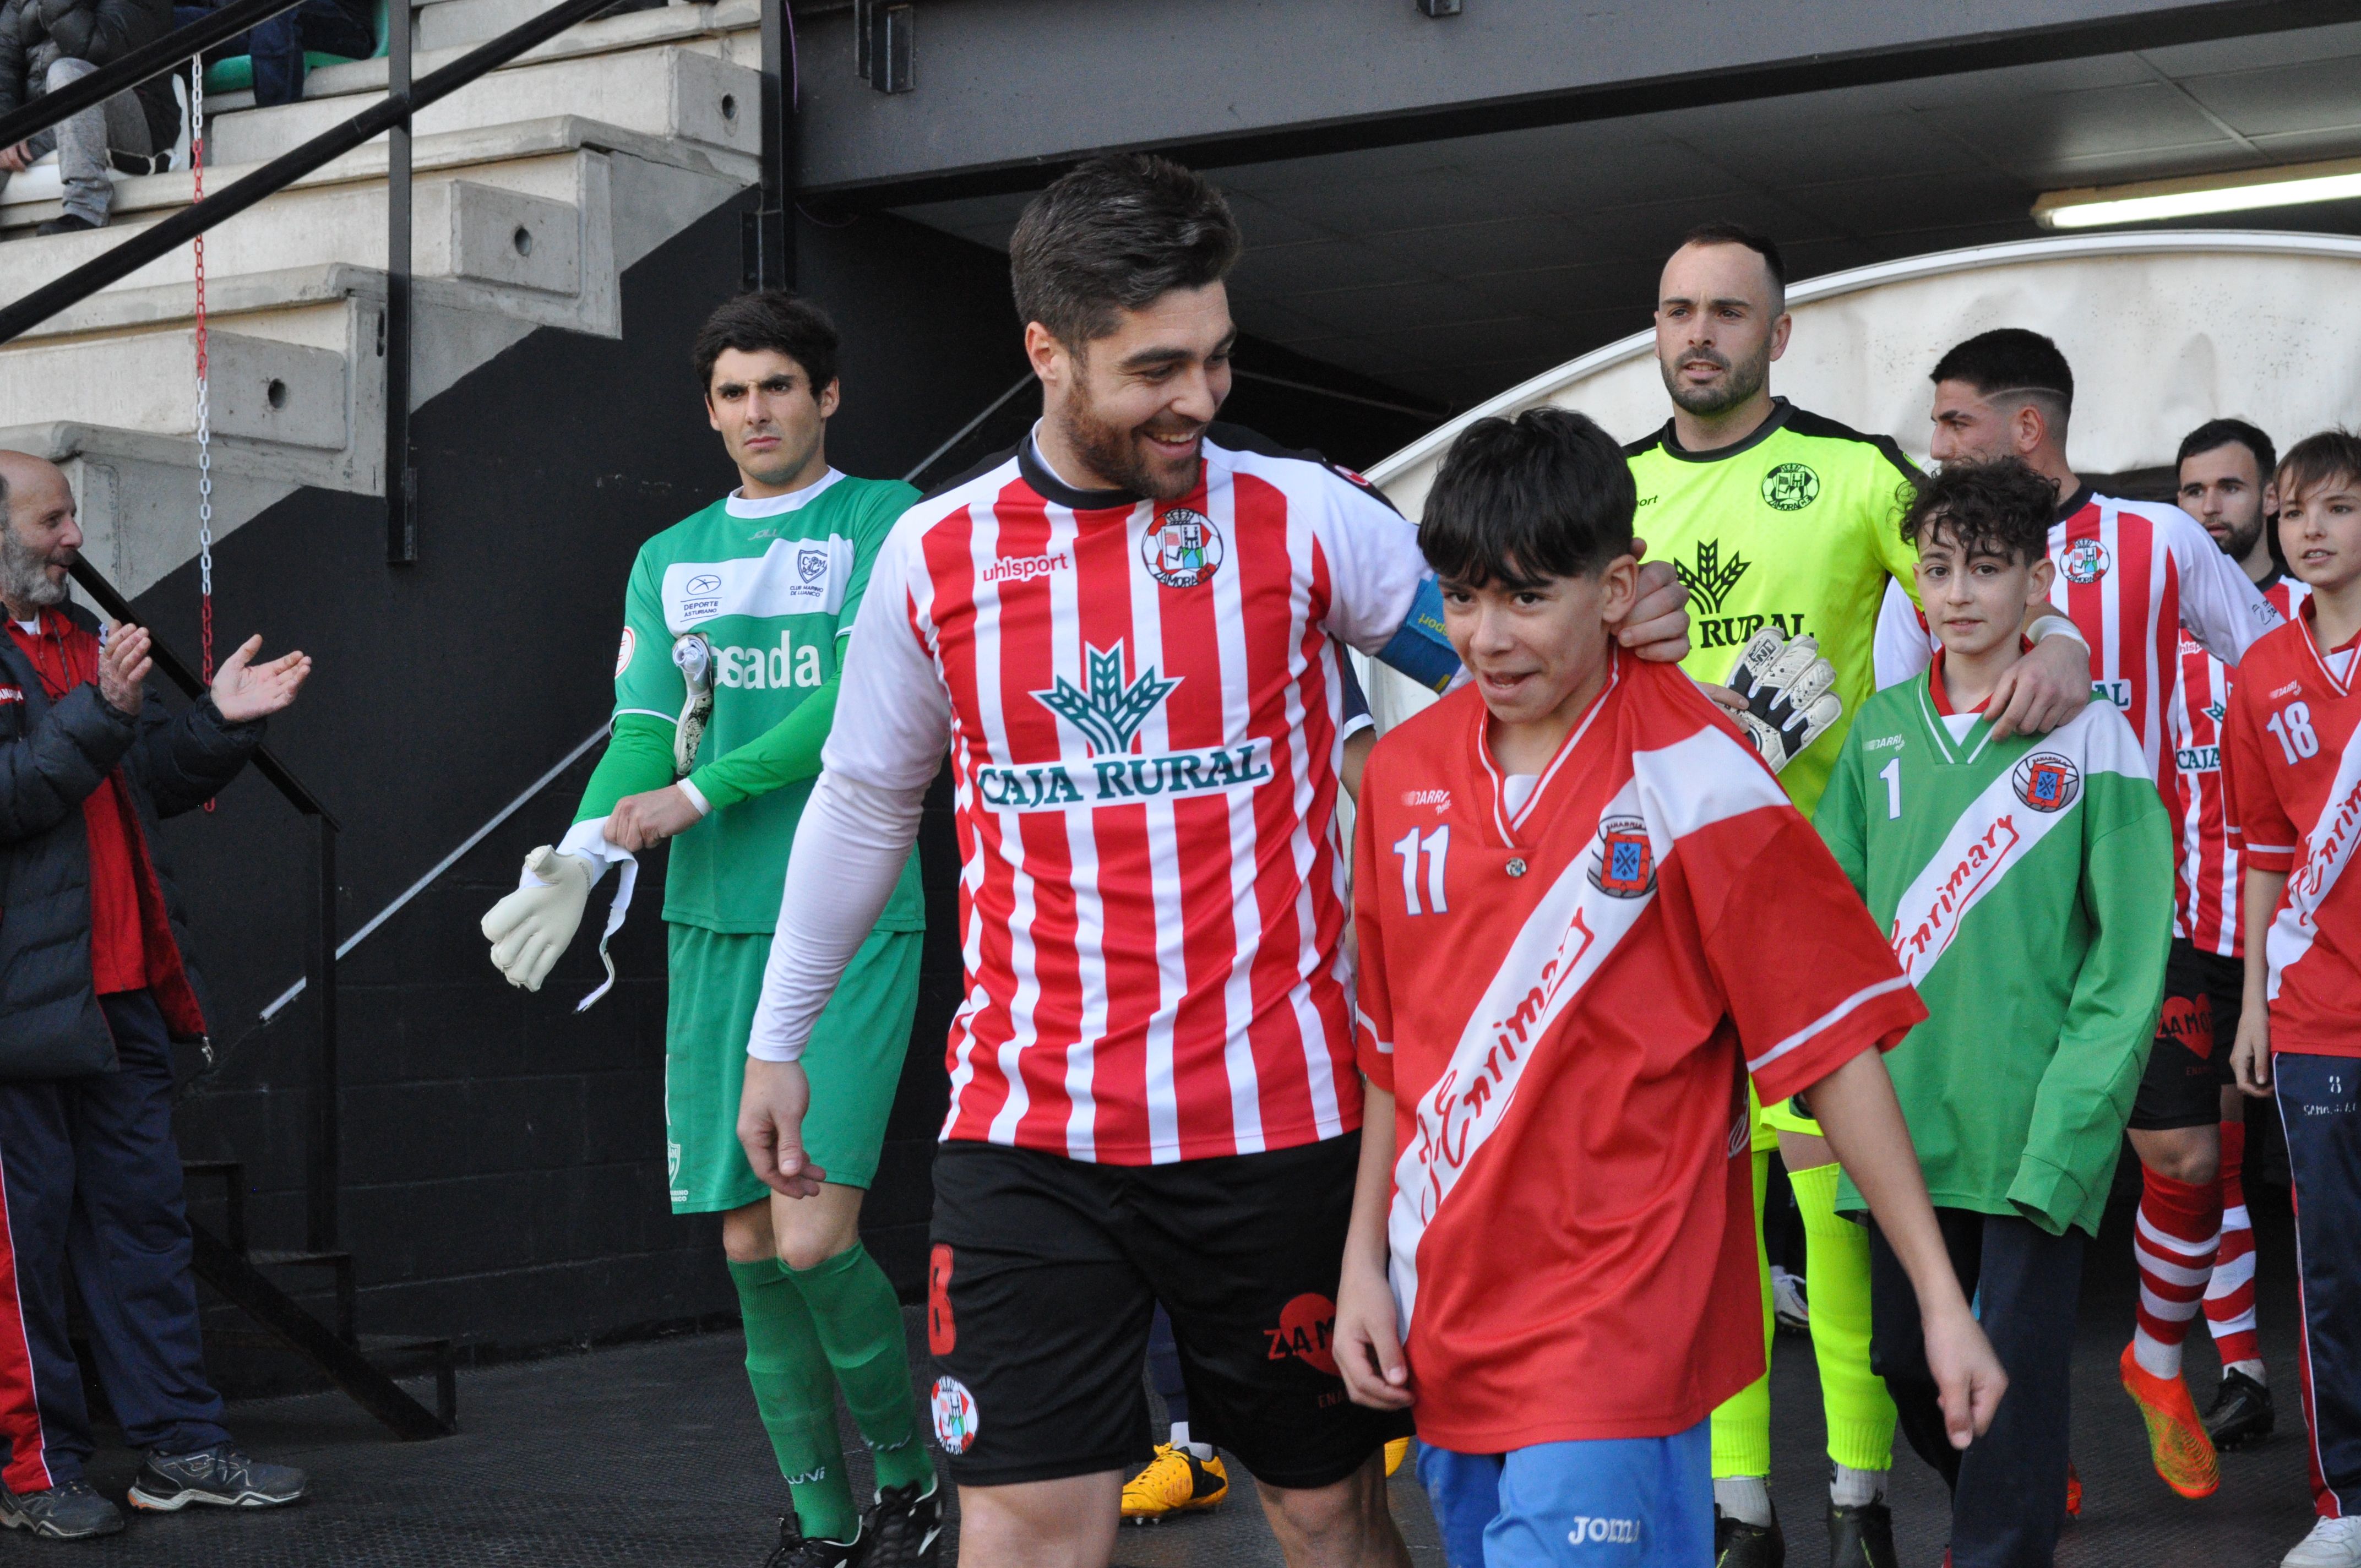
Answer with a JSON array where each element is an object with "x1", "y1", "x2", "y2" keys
[
  {"x1": 1817, "y1": 457, "x2": 2172, "y2": 1566},
  {"x1": 481, "y1": 293, "x2": 937, "y2": 1567}
]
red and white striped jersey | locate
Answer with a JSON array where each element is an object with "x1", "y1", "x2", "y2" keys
[
  {"x1": 823, "y1": 426, "x2": 1428, "y2": 1164},
  {"x1": 2171, "y1": 574, "x2": 2311, "y2": 955},
  {"x1": 1875, "y1": 488, "x2": 2282, "y2": 791},
  {"x1": 2223, "y1": 601, "x2": 2361, "y2": 1059},
  {"x1": 1352, "y1": 655, "x2": 1925, "y2": 1450}
]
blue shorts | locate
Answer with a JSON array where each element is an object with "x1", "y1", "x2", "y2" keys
[{"x1": 1416, "y1": 1419, "x2": 1712, "y2": 1567}]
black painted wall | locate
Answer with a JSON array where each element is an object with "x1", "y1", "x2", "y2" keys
[{"x1": 124, "y1": 192, "x2": 1438, "y2": 1377}]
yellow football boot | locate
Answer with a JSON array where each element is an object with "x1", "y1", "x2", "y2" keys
[
  {"x1": 1120, "y1": 1443, "x2": 1228, "y2": 1523},
  {"x1": 1384, "y1": 1438, "x2": 1411, "y2": 1477}
]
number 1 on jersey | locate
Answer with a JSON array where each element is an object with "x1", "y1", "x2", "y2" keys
[
  {"x1": 1879, "y1": 756, "x2": 1902, "y2": 820},
  {"x1": 1392, "y1": 825, "x2": 1450, "y2": 916}
]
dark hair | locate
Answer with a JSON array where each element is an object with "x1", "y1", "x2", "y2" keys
[
  {"x1": 2178, "y1": 417, "x2": 2277, "y2": 484},
  {"x1": 693, "y1": 290, "x2": 839, "y2": 394},
  {"x1": 1419, "y1": 408, "x2": 1636, "y2": 589},
  {"x1": 1677, "y1": 221, "x2": 1786, "y2": 295},
  {"x1": 1009, "y1": 154, "x2": 1243, "y2": 347},
  {"x1": 2276, "y1": 428, "x2": 2361, "y2": 507},
  {"x1": 1902, "y1": 456, "x2": 2055, "y2": 564},
  {"x1": 1931, "y1": 328, "x2": 2074, "y2": 429}
]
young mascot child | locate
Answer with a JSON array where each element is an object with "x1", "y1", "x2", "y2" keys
[
  {"x1": 1333, "y1": 407, "x2": 2006, "y2": 1566},
  {"x1": 1818, "y1": 457, "x2": 2174, "y2": 1567},
  {"x1": 2227, "y1": 430, "x2": 2361, "y2": 1568}
]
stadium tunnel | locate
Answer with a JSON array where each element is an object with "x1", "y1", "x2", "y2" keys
[{"x1": 137, "y1": 0, "x2": 2361, "y2": 1380}]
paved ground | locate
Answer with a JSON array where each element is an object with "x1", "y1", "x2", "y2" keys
[{"x1": 46, "y1": 1199, "x2": 2319, "y2": 1566}]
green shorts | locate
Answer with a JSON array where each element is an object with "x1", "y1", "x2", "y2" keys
[{"x1": 663, "y1": 922, "x2": 923, "y2": 1215}]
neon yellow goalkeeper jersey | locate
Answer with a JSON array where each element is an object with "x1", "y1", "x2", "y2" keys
[{"x1": 1625, "y1": 398, "x2": 1922, "y2": 817}]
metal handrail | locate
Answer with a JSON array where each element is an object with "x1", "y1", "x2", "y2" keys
[
  {"x1": 0, "y1": 0, "x2": 312, "y2": 154},
  {"x1": 0, "y1": 0, "x2": 620, "y2": 348}
]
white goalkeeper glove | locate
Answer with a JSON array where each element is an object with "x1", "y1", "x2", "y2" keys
[
  {"x1": 1725, "y1": 627, "x2": 1842, "y2": 774},
  {"x1": 482, "y1": 846, "x2": 595, "y2": 992}
]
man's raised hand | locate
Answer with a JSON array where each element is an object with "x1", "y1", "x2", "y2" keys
[
  {"x1": 96, "y1": 621, "x2": 151, "y2": 715},
  {"x1": 1613, "y1": 540, "x2": 1694, "y2": 663},
  {"x1": 211, "y1": 634, "x2": 312, "y2": 723}
]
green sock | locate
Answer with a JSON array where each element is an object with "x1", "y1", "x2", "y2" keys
[
  {"x1": 730, "y1": 1259, "x2": 859, "y2": 1541},
  {"x1": 787, "y1": 1244, "x2": 937, "y2": 1494}
]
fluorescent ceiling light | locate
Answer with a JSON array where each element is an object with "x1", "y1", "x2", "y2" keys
[{"x1": 2036, "y1": 157, "x2": 2361, "y2": 230}]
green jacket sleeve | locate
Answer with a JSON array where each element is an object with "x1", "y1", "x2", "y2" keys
[
  {"x1": 2007, "y1": 790, "x2": 2174, "y2": 1234},
  {"x1": 687, "y1": 676, "x2": 837, "y2": 810},
  {"x1": 1814, "y1": 723, "x2": 1872, "y2": 899},
  {"x1": 574, "y1": 712, "x2": 677, "y2": 824}
]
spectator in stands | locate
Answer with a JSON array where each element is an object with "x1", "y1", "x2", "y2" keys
[
  {"x1": 0, "y1": 451, "x2": 313, "y2": 1540},
  {"x1": 173, "y1": 0, "x2": 374, "y2": 109},
  {"x1": 0, "y1": 0, "x2": 180, "y2": 233}
]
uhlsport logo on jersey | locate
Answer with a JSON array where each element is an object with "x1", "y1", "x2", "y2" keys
[
  {"x1": 1588, "y1": 816, "x2": 1655, "y2": 898},
  {"x1": 1674, "y1": 538, "x2": 1811, "y2": 650},
  {"x1": 929, "y1": 1376, "x2": 980, "y2": 1455},
  {"x1": 1143, "y1": 508, "x2": 1223, "y2": 588},
  {"x1": 2061, "y1": 538, "x2": 2111, "y2": 584},
  {"x1": 2013, "y1": 752, "x2": 2082, "y2": 813},
  {"x1": 1760, "y1": 461, "x2": 1819, "y2": 510},
  {"x1": 975, "y1": 639, "x2": 1273, "y2": 811}
]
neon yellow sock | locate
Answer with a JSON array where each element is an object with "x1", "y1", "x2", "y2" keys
[
  {"x1": 1711, "y1": 1150, "x2": 1774, "y2": 1479},
  {"x1": 730, "y1": 1260, "x2": 858, "y2": 1540},
  {"x1": 1791, "y1": 1162, "x2": 1896, "y2": 1473}
]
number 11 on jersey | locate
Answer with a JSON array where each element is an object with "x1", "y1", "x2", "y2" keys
[{"x1": 1394, "y1": 825, "x2": 1450, "y2": 915}]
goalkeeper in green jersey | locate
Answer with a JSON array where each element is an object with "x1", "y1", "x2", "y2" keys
[{"x1": 480, "y1": 292, "x2": 938, "y2": 1568}]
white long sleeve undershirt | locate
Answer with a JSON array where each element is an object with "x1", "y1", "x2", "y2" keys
[{"x1": 747, "y1": 767, "x2": 927, "y2": 1061}]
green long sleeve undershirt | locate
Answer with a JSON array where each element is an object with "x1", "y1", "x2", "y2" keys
[{"x1": 572, "y1": 677, "x2": 840, "y2": 825}]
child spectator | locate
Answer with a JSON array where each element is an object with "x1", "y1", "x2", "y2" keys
[
  {"x1": 2226, "y1": 429, "x2": 2361, "y2": 1568},
  {"x1": 1818, "y1": 456, "x2": 2174, "y2": 1566},
  {"x1": 1332, "y1": 406, "x2": 2004, "y2": 1566}
]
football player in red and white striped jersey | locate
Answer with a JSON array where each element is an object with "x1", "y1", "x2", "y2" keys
[
  {"x1": 2227, "y1": 431, "x2": 2361, "y2": 1568},
  {"x1": 2159, "y1": 421, "x2": 2306, "y2": 1452},
  {"x1": 1873, "y1": 331, "x2": 2286, "y2": 1499},
  {"x1": 734, "y1": 155, "x2": 1693, "y2": 1568}
]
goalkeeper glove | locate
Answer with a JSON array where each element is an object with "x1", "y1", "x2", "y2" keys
[
  {"x1": 482, "y1": 846, "x2": 595, "y2": 992},
  {"x1": 673, "y1": 633, "x2": 714, "y2": 778},
  {"x1": 1725, "y1": 627, "x2": 1842, "y2": 774}
]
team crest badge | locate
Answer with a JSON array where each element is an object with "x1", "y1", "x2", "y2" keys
[
  {"x1": 1143, "y1": 508, "x2": 1224, "y2": 588},
  {"x1": 930, "y1": 1376, "x2": 980, "y2": 1454},
  {"x1": 1761, "y1": 462, "x2": 1820, "y2": 511},
  {"x1": 797, "y1": 544, "x2": 829, "y2": 584},
  {"x1": 2061, "y1": 538, "x2": 2110, "y2": 584},
  {"x1": 2012, "y1": 752, "x2": 2081, "y2": 813},
  {"x1": 1588, "y1": 816, "x2": 1656, "y2": 898}
]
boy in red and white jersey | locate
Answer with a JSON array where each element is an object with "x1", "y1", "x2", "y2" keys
[
  {"x1": 2228, "y1": 431, "x2": 2361, "y2": 1568},
  {"x1": 735, "y1": 157, "x2": 1694, "y2": 1568},
  {"x1": 1334, "y1": 407, "x2": 2004, "y2": 1567}
]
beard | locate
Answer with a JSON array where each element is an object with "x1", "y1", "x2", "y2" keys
[
  {"x1": 1054, "y1": 384, "x2": 1204, "y2": 502},
  {"x1": 2217, "y1": 508, "x2": 2267, "y2": 563},
  {"x1": 0, "y1": 526, "x2": 69, "y2": 609},
  {"x1": 1660, "y1": 339, "x2": 1772, "y2": 418}
]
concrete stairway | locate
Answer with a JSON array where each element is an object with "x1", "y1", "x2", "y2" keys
[{"x1": 0, "y1": 0, "x2": 768, "y2": 597}]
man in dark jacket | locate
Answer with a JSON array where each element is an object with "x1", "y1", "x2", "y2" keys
[
  {"x1": 0, "y1": 0, "x2": 178, "y2": 233},
  {"x1": 0, "y1": 451, "x2": 312, "y2": 1540}
]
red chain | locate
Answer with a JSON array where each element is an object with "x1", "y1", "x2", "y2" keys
[{"x1": 193, "y1": 71, "x2": 215, "y2": 809}]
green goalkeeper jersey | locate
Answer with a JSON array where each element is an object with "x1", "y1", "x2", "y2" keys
[
  {"x1": 1815, "y1": 669, "x2": 2173, "y2": 1236},
  {"x1": 588, "y1": 471, "x2": 927, "y2": 935},
  {"x1": 1625, "y1": 399, "x2": 1923, "y2": 816}
]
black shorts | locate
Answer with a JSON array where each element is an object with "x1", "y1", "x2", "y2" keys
[
  {"x1": 922, "y1": 1134, "x2": 1411, "y2": 1490},
  {"x1": 2130, "y1": 938, "x2": 2244, "y2": 1130}
]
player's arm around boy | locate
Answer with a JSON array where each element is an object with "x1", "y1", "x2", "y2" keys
[{"x1": 1326, "y1": 407, "x2": 2003, "y2": 1567}]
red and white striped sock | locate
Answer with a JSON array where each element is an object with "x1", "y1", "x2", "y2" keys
[
  {"x1": 2204, "y1": 1120, "x2": 2265, "y2": 1378},
  {"x1": 2134, "y1": 1166, "x2": 2222, "y2": 1380}
]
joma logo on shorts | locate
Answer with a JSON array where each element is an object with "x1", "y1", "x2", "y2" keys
[{"x1": 1568, "y1": 1515, "x2": 1639, "y2": 1544}]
